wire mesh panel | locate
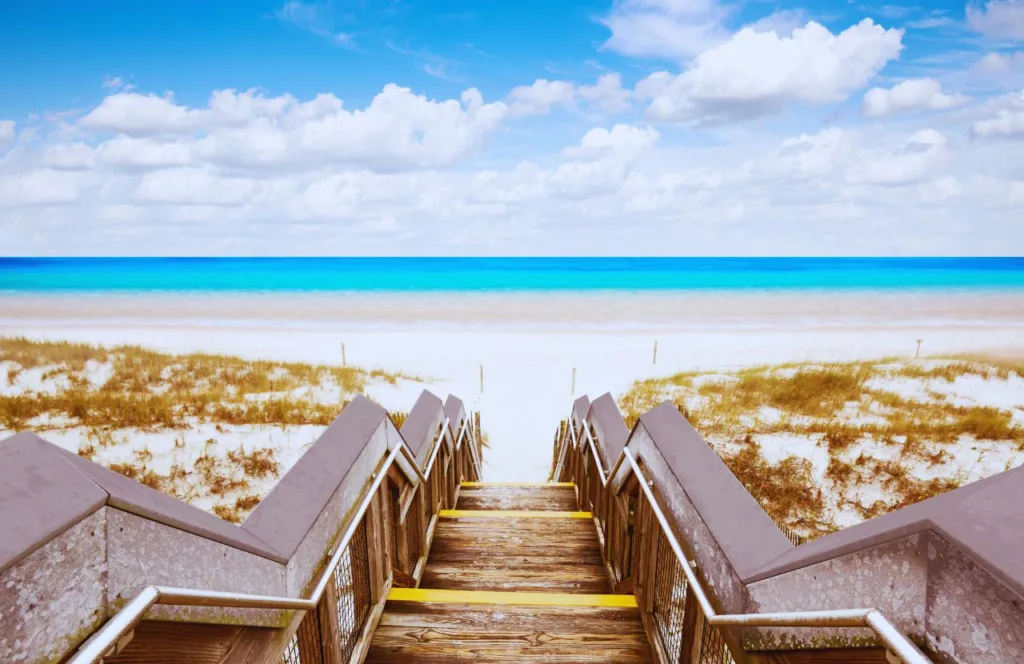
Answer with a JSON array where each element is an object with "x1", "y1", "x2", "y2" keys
[
  {"x1": 281, "y1": 633, "x2": 302, "y2": 664},
  {"x1": 334, "y1": 518, "x2": 372, "y2": 662},
  {"x1": 652, "y1": 529, "x2": 689, "y2": 662},
  {"x1": 698, "y1": 615, "x2": 737, "y2": 664},
  {"x1": 290, "y1": 608, "x2": 324, "y2": 664}
]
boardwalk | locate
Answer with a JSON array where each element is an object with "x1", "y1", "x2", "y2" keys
[{"x1": 366, "y1": 483, "x2": 654, "y2": 662}]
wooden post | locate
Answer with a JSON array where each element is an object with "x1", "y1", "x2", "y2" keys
[
  {"x1": 653, "y1": 340, "x2": 658, "y2": 365},
  {"x1": 915, "y1": 338, "x2": 922, "y2": 358},
  {"x1": 342, "y1": 342, "x2": 346, "y2": 367},
  {"x1": 571, "y1": 367, "x2": 576, "y2": 395}
]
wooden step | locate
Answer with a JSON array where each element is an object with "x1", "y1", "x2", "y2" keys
[
  {"x1": 366, "y1": 601, "x2": 654, "y2": 663},
  {"x1": 456, "y1": 484, "x2": 579, "y2": 512},
  {"x1": 421, "y1": 515, "x2": 610, "y2": 593}
]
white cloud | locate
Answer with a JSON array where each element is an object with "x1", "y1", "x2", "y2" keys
[
  {"x1": 977, "y1": 51, "x2": 1024, "y2": 73},
  {"x1": 41, "y1": 143, "x2": 96, "y2": 170},
  {"x1": 275, "y1": 1, "x2": 352, "y2": 44},
  {"x1": 599, "y1": 0, "x2": 728, "y2": 61},
  {"x1": 562, "y1": 124, "x2": 660, "y2": 160},
  {"x1": 742, "y1": 9, "x2": 807, "y2": 37},
  {"x1": 972, "y1": 90, "x2": 1024, "y2": 138},
  {"x1": 6, "y1": 79, "x2": 1024, "y2": 255},
  {"x1": 578, "y1": 74, "x2": 632, "y2": 114},
  {"x1": 637, "y1": 20, "x2": 904, "y2": 123},
  {"x1": 968, "y1": 0, "x2": 1024, "y2": 40},
  {"x1": 97, "y1": 136, "x2": 192, "y2": 169},
  {"x1": 767, "y1": 127, "x2": 949, "y2": 187},
  {"x1": 862, "y1": 79, "x2": 967, "y2": 117},
  {"x1": 79, "y1": 86, "x2": 510, "y2": 170},
  {"x1": 0, "y1": 169, "x2": 82, "y2": 207},
  {"x1": 0, "y1": 120, "x2": 14, "y2": 149},
  {"x1": 846, "y1": 129, "x2": 949, "y2": 186},
  {"x1": 134, "y1": 167, "x2": 257, "y2": 206},
  {"x1": 80, "y1": 92, "x2": 212, "y2": 136},
  {"x1": 507, "y1": 79, "x2": 575, "y2": 118}
]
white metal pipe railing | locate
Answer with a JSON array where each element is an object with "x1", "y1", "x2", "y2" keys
[
  {"x1": 67, "y1": 418, "x2": 453, "y2": 664},
  {"x1": 558, "y1": 406, "x2": 932, "y2": 664}
]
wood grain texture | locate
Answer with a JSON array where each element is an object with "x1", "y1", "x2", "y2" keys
[
  {"x1": 366, "y1": 603, "x2": 654, "y2": 663},
  {"x1": 102, "y1": 620, "x2": 279, "y2": 664},
  {"x1": 456, "y1": 485, "x2": 580, "y2": 511},
  {"x1": 365, "y1": 484, "x2": 653, "y2": 662},
  {"x1": 421, "y1": 515, "x2": 611, "y2": 593}
]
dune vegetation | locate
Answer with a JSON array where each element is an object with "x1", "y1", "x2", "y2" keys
[
  {"x1": 0, "y1": 337, "x2": 419, "y2": 523},
  {"x1": 619, "y1": 357, "x2": 1024, "y2": 540}
]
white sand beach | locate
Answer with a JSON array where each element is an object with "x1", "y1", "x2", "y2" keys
[{"x1": 3, "y1": 290, "x2": 1023, "y2": 489}]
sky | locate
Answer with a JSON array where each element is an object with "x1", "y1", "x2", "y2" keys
[{"x1": 1, "y1": 0, "x2": 1024, "y2": 256}]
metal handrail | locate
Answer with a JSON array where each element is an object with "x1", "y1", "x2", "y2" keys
[
  {"x1": 564, "y1": 408, "x2": 932, "y2": 664},
  {"x1": 68, "y1": 423, "x2": 448, "y2": 664}
]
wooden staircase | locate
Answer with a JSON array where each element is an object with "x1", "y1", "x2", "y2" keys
[{"x1": 365, "y1": 482, "x2": 655, "y2": 662}]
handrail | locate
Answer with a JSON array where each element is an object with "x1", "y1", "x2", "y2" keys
[
  {"x1": 68, "y1": 422, "x2": 448, "y2": 664},
  {"x1": 456, "y1": 414, "x2": 484, "y2": 479},
  {"x1": 423, "y1": 416, "x2": 452, "y2": 478},
  {"x1": 560, "y1": 406, "x2": 932, "y2": 664}
]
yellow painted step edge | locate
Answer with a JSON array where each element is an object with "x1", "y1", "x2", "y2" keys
[
  {"x1": 440, "y1": 510, "x2": 592, "y2": 519},
  {"x1": 387, "y1": 587, "x2": 637, "y2": 608},
  {"x1": 461, "y1": 481, "x2": 575, "y2": 488}
]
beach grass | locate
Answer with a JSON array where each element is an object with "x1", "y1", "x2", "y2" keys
[
  {"x1": 0, "y1": 337, "x2": 412, "y2": 432},
  {"x1": 619, "y1": 357, "x2": 1024, "y2": 539},
  {"x1": 0, "y1": 336, "x2": 427, "y2": 523}
]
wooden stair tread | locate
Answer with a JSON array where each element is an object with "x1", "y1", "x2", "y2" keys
[
  {"x1": 423, "y1": 513, "x2": 611, "y2": 593},
  {"x1": 365, "y1": 483, "x2": 653, "y2": 661},
  {"x1": 456, "y1": 485, "x2": 578, "y2": 512},
  {"x1": 366, "y1": 603, "x2": 654, "y2": 663}
]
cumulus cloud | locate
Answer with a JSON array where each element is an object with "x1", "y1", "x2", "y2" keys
[
  {"x1": 968, "y1": 0, "x2": 1024, "y2": 40},
  {"x1": 768, "y1": 127, "x2": 948, "y2": 187},
  {"x1": 862, "y1": 79, "x2": 967, "y2": 117},
  {"x1": 578, "y1": 74, "x2": 633, "y2": 114},
  {"x1": 637, "y1": 20, "x2": 904, "y2": 123},
  {"x1": 78, "y1": 86, "x2": 510, "y2": 170},
  {"x1": 0, "y1": 169, "x2": 82, "y2": 207},
  {"x1": 599, "y1": 0, "x2": 728, "y2": 61},
  {"x1": 562, "y1": 124, "x2": 660, "y2": 160},
  {"x1": 0, "y1": 120, "x2": 14, "y2": 149},
  {"x1": 972, "y1": 90, "x2": 1024, "y2": 138},
  {"x1": 507, "y1": 80, "x2": 576, "y2": 118}
]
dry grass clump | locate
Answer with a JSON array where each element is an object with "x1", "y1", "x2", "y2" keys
[
  {"x1": 619, "y1": 356, "x2": 1024, "y2": 539},
  {"x1": 0, "y1": 337, "x2": 406, "y2": 432},
  {"x1": 227, "y1": 446, "x2": 280, "y2": 479},
  {"x1": 721, "y1": 436, "x2": 833, "y2": 537}
]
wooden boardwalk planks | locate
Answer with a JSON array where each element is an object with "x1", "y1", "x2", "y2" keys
[{"x1": 365, "y1": 482, "x2": 654, "y2": 663}]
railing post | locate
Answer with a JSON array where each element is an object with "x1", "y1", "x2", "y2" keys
[{"x1": 318, "y1": 573, "x2": 344, "y2": 664}]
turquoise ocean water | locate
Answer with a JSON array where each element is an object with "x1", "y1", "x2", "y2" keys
[{"x1": 1, "y1": 258, "x2": 1024, "y2": 292}]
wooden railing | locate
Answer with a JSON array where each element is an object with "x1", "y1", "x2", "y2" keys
[
  {"x1": 551, "y1": 411, "x2": 931, "y2": 664},
  {"x1": 69, "y1": 413, "x2": 482, "y2": 664}
]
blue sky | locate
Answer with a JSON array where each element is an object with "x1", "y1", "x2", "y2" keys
[{"x1": 1, "y1": 0, "x2": 1023, "y2": 255}]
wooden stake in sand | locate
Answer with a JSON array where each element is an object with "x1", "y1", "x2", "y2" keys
[
  {"x1": 571, "y1": 367, "x2": 576, "y2": 396},
  {"x1": 342, "y1": 342, "x2": 347, "y2": 367},
  {"x1": 479, "y1": 365, "x2": 484, "y2": 394},
  {"x1": 915, "y1": 338, "x2": 923, "y2": 358},
  {"x1": 653, "y1": 340, "x2": 658, "y2": 365}
]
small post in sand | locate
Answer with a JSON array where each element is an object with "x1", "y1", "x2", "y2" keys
[
  {"x1": 571, "y1": 367, "x2": 576, "y2": 396},
  {"x1": 653, "y1": 340, "x2": 658, "y2": 365},
  {"x1": 479, "y1": 365, "x2": 484, "y2": 394},
  {"x1": 915, "y1": 338, "x2": 923, "y2": 359},
  {"x1": 341, "y1": 342, "x2": 347, "y2": 367}
]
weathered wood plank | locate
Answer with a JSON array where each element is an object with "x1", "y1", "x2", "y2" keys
[{"x1": 367, "y1": 603, "x2": 653, "y2": 663}]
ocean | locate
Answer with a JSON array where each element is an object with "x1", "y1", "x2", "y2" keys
[{"x1": 2, "y1": 257, "x2": 1024, "y2": 292}]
